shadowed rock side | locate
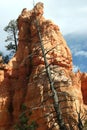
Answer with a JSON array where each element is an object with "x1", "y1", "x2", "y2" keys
[
  {"x1": 0, "y1": 2, "x2": 87, "y2": 130},
  {"x1": 81, "y1": 73, "x2": 87, "y2": 105}
]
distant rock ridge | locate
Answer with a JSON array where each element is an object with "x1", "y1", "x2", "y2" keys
[{"x1": 0, "y1": 2, "x2": 87, "y2": 130}]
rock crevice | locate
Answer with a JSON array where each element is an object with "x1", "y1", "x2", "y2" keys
[{"x1": 0, "y1": 2, "x2": 87, "y2": 130}]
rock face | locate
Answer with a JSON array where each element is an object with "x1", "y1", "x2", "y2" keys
[
  {"x1": 0, "y1": 2, "x2": 87, "y2": 130},
  {"x1": 81, "y1": 73, "x2": 87, "y2": 104}
]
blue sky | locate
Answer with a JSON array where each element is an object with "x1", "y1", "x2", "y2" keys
[
  {"x1": 0, "y1": 0, "x2": 87, "y2": 34},
  {"x1": 0, "y1": 0, "x2": 87, "y2": 71}
]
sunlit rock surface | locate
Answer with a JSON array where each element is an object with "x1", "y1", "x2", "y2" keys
[{"x1": 0, "y1": 2, "x2": 87, "y2": 130}]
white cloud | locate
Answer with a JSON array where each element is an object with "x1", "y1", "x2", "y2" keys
[
  {"x1": 0, "y1": 0, "x2": 87, "y2": 52},
  {"x1": 79, "y1": 7, "x2": 87, "y2": 13},
  {"x1": 0, "y1": 0, "x2": 87, "y2": 34},
  {"x1": 74, "y1": 51, "x2": 87, "y2": 57},
  {"x1": 73, "y1": 65, "x2": 79, "y2": 72}
]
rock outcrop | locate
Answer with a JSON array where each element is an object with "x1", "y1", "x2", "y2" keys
[
  {"x1": 0, "y1": 2, "x2": 87, "y2": 130},
  {"x1": 81, "y1": 73, "x2": 87, "y2": 104}
]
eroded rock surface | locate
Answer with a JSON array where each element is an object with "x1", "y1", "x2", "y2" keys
[
  {"x1": 0, "y1": 2, "x2": 87, "y2": 130},
  {"x1": 81, "y1": 73, "x2": 87, "y2": 104}
]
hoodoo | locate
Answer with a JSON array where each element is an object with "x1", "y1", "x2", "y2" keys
[{"x1": 0, "y1": 2, "x2": 87, "y2": 130}]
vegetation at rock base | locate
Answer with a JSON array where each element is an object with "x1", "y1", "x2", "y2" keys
[
  {"x1": 0, "y1": 51, "x2": 9, "y2": 63},
  {"x1": 14, "y1": 104, "x2": 38, "y2": 130},
  {"x1": 83, "y1": 119, "x2": 87, "y2": 130}
]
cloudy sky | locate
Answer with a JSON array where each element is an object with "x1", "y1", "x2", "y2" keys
[{"x1": 0, "y1": 0, "x2": 87, "y2": 53}]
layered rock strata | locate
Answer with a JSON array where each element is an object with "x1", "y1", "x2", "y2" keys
[{"x1": 0, "y1": 2, "x2": 87, "y2": 130}]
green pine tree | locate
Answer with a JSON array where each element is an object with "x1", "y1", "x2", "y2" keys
[
  {"x1": 14, "y1": 104, "x2": 38, "y2": 130},
  {"x1": 4, "y1": 19, "x2": 18, "y2": 53}
]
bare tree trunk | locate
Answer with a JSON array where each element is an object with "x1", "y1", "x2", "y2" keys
[
  {"x1": 13, "y1": 30, "x2": 17, "y2": 51},
  {"x1": 35, "y1": 20, "x2": 67, "y2": 130}
]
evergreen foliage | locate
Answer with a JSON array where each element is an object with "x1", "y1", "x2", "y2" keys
[
  {"x1": 14, "y1": 104, "x2": 38, "y2": 130},
  {"x1": 4, "y1": 19, "x2": 18, "y2": 53},
  {"x1": 0, "y1": 51, "x2": 9, "y2": 63}
]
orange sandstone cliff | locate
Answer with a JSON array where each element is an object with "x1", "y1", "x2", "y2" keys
[{"x1": 0, "y1": 2, "x2": 87, "y2": 130}]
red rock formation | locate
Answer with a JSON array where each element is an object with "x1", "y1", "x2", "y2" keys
[
  {"x1": 0, "y1": 2, "x2": 86, "y2": 130},
  {"x1": 81, "y1": 73, "x2": 87, "y2": 104}
]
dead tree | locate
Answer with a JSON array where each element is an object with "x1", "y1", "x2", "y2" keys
[
  {"x1": 32, "y1": 2, "x2": 84, "y2": 130},
  {"x1": 32, "y1": 4, "x2": 67, "y2": 129},
  {"x1": 14, "y1": 1, "x2": 84, "y2": 130}
]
